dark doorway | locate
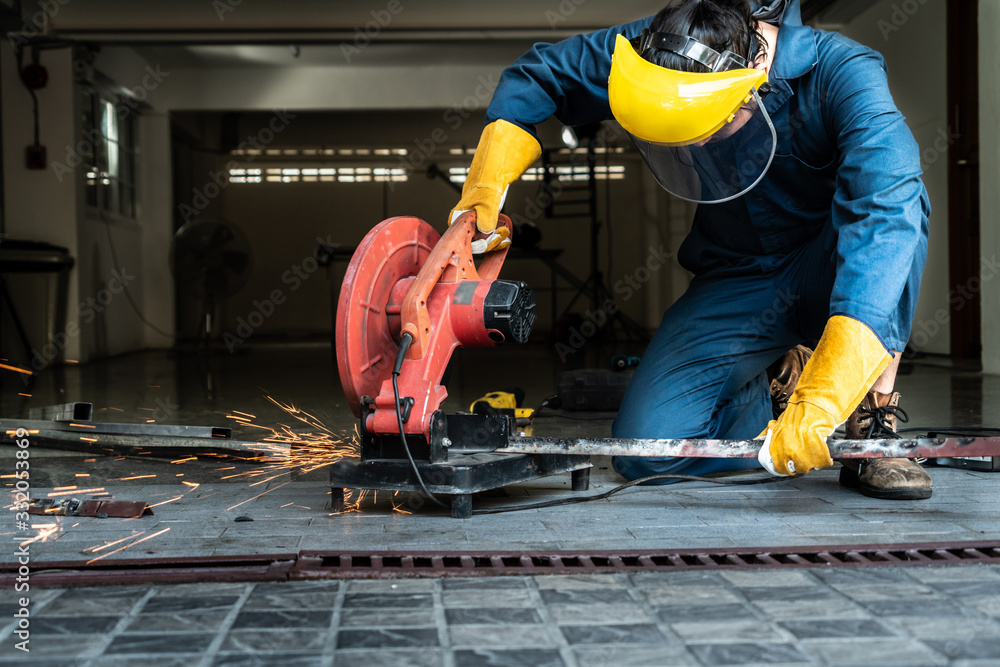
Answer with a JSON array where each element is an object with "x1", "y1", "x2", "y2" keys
[{"x1": 947, "y1": 0, "x2": 981, "y2": 359}]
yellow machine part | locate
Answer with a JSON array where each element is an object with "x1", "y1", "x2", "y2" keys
[{"x1": 469, "y1": 391, "x2": 534, "y2": 419}]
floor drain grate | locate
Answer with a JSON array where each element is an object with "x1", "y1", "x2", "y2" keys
[
  {"x1": 292, "y1": 541, "x2": 1000, "y2": 578},
  {"x1": 7, "y1": 542, "x2": 999, "y2": 587}
]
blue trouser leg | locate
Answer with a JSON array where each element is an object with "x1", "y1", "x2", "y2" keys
[{"x1": 612, "y1": 228, "x2": 838, "y2": 483}]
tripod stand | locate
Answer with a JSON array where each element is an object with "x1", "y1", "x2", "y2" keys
[{"x1": 543, "y1": 128, "x2": 649, "y2": 352}]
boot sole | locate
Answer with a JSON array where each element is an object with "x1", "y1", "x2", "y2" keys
[{"x1": 838, "y1": 465, "x2": 933, "y2": 501}]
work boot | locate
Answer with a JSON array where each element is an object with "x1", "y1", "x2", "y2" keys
[
  {"x1": 839, "y1": 391, "x2": 933, "y2": 500},
  {"x1": 767, "y1": 345, "x2": 813, "y2": 418}
]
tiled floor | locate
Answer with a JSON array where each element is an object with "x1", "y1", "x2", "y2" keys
[{"x1": 3, "y1": 567, "x2": 1000, "y2": 666}]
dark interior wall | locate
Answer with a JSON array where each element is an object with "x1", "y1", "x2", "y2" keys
[{"x1": 171, "y1": 110, "x2": 653, "y2": 345}]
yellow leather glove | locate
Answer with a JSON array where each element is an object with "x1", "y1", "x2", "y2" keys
[
  {"x1": 758, "y1": 316, "x2": 893, "y2": 476},
  {"x1": 449, "y1": 119, "x2": 542, "y2": 253}
]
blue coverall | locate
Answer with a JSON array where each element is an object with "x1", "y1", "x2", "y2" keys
[{"x1": 485, "y1": 0, "x2": 930, "y2": 480}]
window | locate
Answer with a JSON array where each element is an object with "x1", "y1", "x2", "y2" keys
[
  {"x1": 228, "y1": 166, "x2": 409, "y2": 184},
  {"x1": 448, "y1": 164, "x2": 626, "y2": 184},
  {"x1": 225, "y1": 146, "x2": 626, "y2": 186},
  {"x1": 82, "y1": 87, "x2": 137, "y2": 218}
]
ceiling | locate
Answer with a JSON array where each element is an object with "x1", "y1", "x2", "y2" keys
[{"x1": 10, "y1": 0, "x2": 873, "y2": 69}]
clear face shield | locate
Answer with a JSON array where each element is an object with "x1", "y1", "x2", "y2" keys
[
  {"x1": 633, "y1": 88, "x2": 777, "y2": 204},
  {"x1": 609, "y1": 31, "x2": 777, "y2": 205}
]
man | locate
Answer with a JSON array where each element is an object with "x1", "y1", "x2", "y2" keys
[{"x1": 450, "y1": 0, "x2": 931, "y2": 499}]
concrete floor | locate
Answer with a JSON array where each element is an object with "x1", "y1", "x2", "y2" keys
[{"x1": 2, "y1": 342, "x2": 1000, "y2": 665}]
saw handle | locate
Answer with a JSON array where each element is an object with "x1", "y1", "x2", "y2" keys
[{"x1": 400, "y1": 211, "x2": 512, "y2": 359}]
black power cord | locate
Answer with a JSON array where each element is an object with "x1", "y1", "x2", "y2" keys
[
  {"x1": 472, "y1": 471, "x2": 800, "y2": 515},
  {"x1": 103, "y1": 221, "x2": 174, "y2": 338},
  {"x1": 393, "y1": 333, "x2": 448, "y2": 508},
  {"x1": 14, "y1": 45, "x2": 40, "y2": 149}
]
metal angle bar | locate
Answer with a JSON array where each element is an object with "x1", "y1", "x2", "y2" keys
[
  {"x1": 497, "y1": 435, "x2": 1000, "y2": 460},
  {"x1": 0, "y1": 418, "x2": 231, "y2": 440},
  {"x1": 0, "y1": 428, "x2": 286, "y2": 460}
]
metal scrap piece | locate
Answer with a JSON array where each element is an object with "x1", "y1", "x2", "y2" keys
[{"x1": 27, "y1": 498, "x2": 153, "y2": 518}]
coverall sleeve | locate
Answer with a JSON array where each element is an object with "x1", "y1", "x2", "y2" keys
[
  {"x1": 824, "y1": 44, "x2": 930, "y2": 351},
  {"x1": 485, "y1": 17, "x2": 651, "y2": 139}
]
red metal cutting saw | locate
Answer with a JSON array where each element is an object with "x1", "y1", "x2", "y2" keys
[{"x1": 332, "y1": 212, "x2": 591, "y2": 517}]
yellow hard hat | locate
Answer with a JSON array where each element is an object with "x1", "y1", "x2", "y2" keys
[{"x1": 609, "y1": 34, "x2": 768, "y2": 146}]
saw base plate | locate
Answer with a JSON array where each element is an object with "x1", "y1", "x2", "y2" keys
[{"x1": 330, "y1": 454, "x2": 592, "y2": 518}]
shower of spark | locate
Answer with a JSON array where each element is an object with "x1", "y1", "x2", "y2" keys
[{"x1": 221, "y1": 395, "x2": 373, "y2": 512}]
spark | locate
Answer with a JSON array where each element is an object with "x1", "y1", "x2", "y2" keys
[
  {"x1": 226, "y1": 479, "x2": 295, "y2": 512},
  {"x1": 171, "y1": 457, "x2": 198, "y2": 464},
  {"x1": 70, "y1": 423, "x2": 96, "y2": 429},
  {"x1": 47, "y1": 487, "x2": 106, "y2": 498},
  {"x1": 110, "y1": 475, "x2": 156, "y2": 481},
  {"x1": 21, "y1": 524, "x2": 60, "y2": 546},
  {"x1": 85, "y1": 531, "x2": 147, "y2": 554},
  {"x1": 80, "y1": 437, "x2": 98, "y2": 443},
  {"x1": 75, "y1": 474, "x2": 90, "y2": 477},
  {"x1": 109, "y1": 407, "x2": 124, "y2": 412},
  {"x1": 18, "y1": 393, "x2": 31, "y2": 397},
  {"x1": 86, "y1": 528, "x2": 170, "y2": 564},
  {"x1": 148, "y1": 495, "x2": 183, "y2": 508},
  {"x1": 0, "y1": 362, "x2": 33, "y2": 375}
]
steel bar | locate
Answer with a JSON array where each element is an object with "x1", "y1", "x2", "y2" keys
[
  {"x1": 498, "y1": 436, "x2": 1000, "y2": 460},
  {"x1": 0, "y1": 418, "x2": 231, "y2": 440},
  {"x1": 0, "y1": 428, "x2": 286, "y2": 460}
]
